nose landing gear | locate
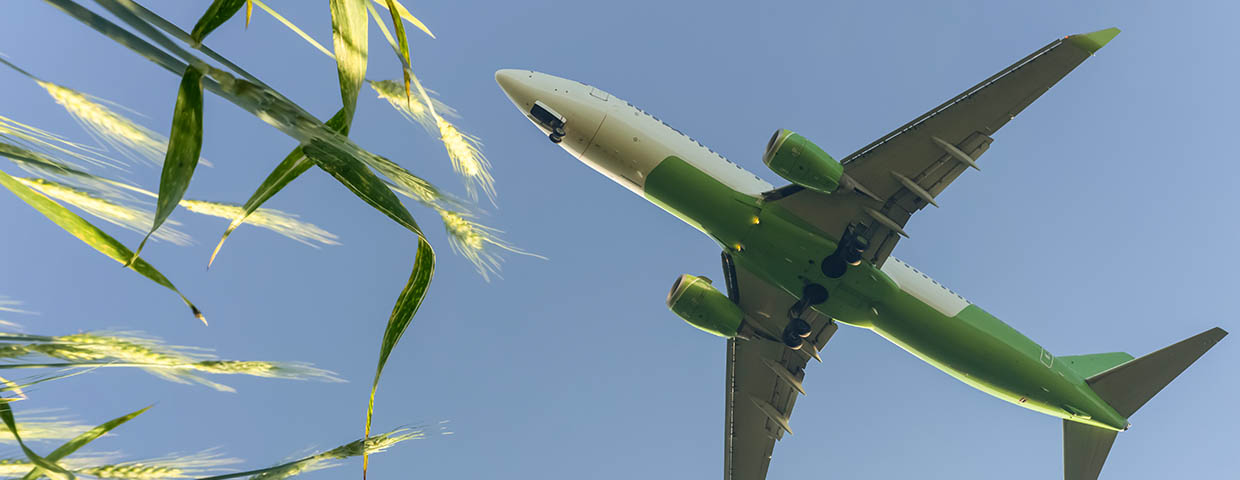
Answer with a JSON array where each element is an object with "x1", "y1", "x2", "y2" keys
[
  {"x1": 529, "y1": 101, "x2": 568, "y2": 144},
  {"x1": 782, "y1": 284, "x2": 828, "y2": 350}
]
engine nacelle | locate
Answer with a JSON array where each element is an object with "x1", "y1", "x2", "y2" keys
[
  {"x1": 762, "y1": 129, "x2": 843, "y2": 195},
  {"x1": 666, "y1": 274, "x2": 743, "y2": 338}
]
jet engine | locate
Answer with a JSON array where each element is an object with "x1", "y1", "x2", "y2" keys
[
  {"x1": 666, "y1": 274, "x2": 743, "y2": 338},
  {"x1": 762, "y1": 129, "x2": 844, "y2": 195}
]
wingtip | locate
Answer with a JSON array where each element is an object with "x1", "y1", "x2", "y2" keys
[{"x1": 1067, "y1": 27, "x2": 1121, "y2": 54}]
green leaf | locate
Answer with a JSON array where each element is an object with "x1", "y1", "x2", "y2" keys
[
  {"x1": 382, "y1": 0, "x2": 414, "y2": 100},
  {"x1": 0, "y1": 402, "x2": 74, "y2": 480},
  {"x1": 17, "y1": 405, "x2": 151, "y2": 480},
  {"x1": 364, "y1": 236, "x2": 434, "y2": 457},
  {"x1": 301, "y1": 139, "x2": 423, "y2": 237},
  {"x1": 189, "y1": 0, "x2": 247, "y2": 44},
  {"x1": 0, "y1": 168, "x2": 203, "y2": 323},
  {"x1": 209, "y1": 109, "x2": 351, "y2": 267},
  {"x1": 372, "y1": 0, "x2": 434, "y2": 39},
  {"x1": 330, "y1": 0, "x2": 369, "y2": 125},
  {"x1": 128, "y1": 65, "x2": 205, "y2": 266}
]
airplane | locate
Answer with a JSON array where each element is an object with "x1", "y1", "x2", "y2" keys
[{"x1": 495, "y1": 28, "x2": 1226, "y2": 480}]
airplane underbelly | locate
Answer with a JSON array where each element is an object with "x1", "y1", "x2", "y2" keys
[{"x1": 868, "y1": 296, "x2": 1069, "y2": 410}]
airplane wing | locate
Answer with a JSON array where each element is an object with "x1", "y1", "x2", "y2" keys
[
  {"x1": 765, "y1": 28, "x2": 1119, "y2": 267},
  {"x1": 722, "y1": 254, "x2": 838, "y2": 480}
]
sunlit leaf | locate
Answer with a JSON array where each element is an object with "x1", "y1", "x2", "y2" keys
[
  {"x1": 372, "y1": 0, "x2": 434, "y2": 39},
  {"x1": 18, "y1": 405, "x2": 151, "y2": 480},
  {"x1": 209, "y1": 109, "x2": 350, "y2": 267},
  {"x1": 364, "y1": 236, "x2": 433, "y2": 477},
  {"x1": 0, "y1": 403, "x2": 73, "y2": 480},
  {"x1": 250, "y1": 0, "x2": 334, "y2": 59},
  {"x1": 195, "y1": 428, "x2": 420, "y2": 480},
  {"x1": 330, "y1": 0, "x2": 369, "y2": 125},
  {"x1": 381, "y1": 0, "x2": 414, "y2": 100},
  {"x1": 128, "y1": 65, "x2": 204, "y2": 265},
  {"x1": 189, "y1": 0, "x2": 247, "y2": 44},
  {"x1": 301, "y1": 139, "x2": 423, "y2": 237},
  {"x1": 0, "y1": 168, "x2": 203, "y2": 323}
]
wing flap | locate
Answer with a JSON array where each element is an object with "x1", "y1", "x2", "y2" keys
[{"x1": 724, "y1": 259, "x2": 835, "y2": 480}]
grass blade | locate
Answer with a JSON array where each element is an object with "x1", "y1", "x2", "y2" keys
[
  {"x1": 195, "y1": 428, "x2": 419, "y2": 480},
  {"x1": 189, "y1": 0, "x2": 247, "y2": 44},
  {"x1": 0, "y1": 403, "x2": 74, "y2": 480},
  {"x1": 18, "y1": 405, "x2": 152, "y2": 480},
  {"x1": 381, "y1": 0, "x2": 413, "y2": 100},
  {"x1": 330, "y1": 0, "x2": 368, "y2": 125},
  {"x1": 300, "y1": 139, "x2": 422, "y2": 237},
  {"x1": 0, "y1": 168, "x2": 203, "y2": 323},
  {"x1": 371, "y1": 0, "x2": 433, "y2": 39},
  {"x1": 208, "y1": 109, "x2": 349, "y2": 267},
  {"x1": 362, "y1": 236, "x2": 433, "y2": 478},
  {"x1": 128, "y1": 65, "x2": 205, "y2": 265},
  {"x1": 250, "y1": 0, "x2": 334, "y2": 59}
]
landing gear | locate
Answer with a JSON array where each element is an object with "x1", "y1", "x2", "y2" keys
[
  {"x1": 789, "y1": 318, "x2": 812, "y2": 338},
  {"x1": 782, "y1": 284, "x2": 829, "y2": 350},
  {"x1": 782, "y1": 328, "x2": 805, "y2": 350},
  {"x1": 821, "y1": 224, "x2": 869, "y2": 279},
  {"x1": 549, "y1": 126, "x2": 565, "y2": 144}
]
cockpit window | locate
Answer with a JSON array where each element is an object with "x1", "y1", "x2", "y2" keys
[{"x1": 530, "y1": 101, "x2": 566, "y2": 129}]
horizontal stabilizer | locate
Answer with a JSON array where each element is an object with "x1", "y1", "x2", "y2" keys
[
  {"x1": 1064, "y1": 420, "x2": 1118, "y2": 480},
  {"x1": 1087, "y1": 327, "x2": 1228, "y2": 417},
  {"x1": 1061, "y1": 352, "x2": 1134, "y2": 379}
]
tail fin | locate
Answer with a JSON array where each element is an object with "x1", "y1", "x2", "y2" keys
[
  {"x1": 1086, "y1": 327, "x2": 1227, "y2": 417},
  {"x1": 1063, "y1": 420, "x2": 1118, "y2": 480},
  {"x1": 1062, "y1": 327, "x2": 1226, "y2": 480}
]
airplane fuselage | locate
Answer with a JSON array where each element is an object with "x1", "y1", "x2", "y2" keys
[{"x1": 496, "y1": 70, "x2": 1129, "y2": 431}]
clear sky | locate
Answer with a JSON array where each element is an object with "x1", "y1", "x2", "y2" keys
[{"x1": 1, "y1": 1, "x2": 1236, "y2": 479}]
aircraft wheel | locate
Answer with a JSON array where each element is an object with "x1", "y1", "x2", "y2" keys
[
  {"x1": 802, "y1": 283, "x2": 829, "y2": 305},
  {"x1": 789, "y1": 317, "x2": 812, "y2": 338},
  {"x1": 549, "y1": 133, "x2": 563, "y2": 144},
  {"x1": 782, "y1": 329, "x2": 804, "y2": 350},
  {"x1": 821, "y1": 255, "x2": 847, "y2": 278}
]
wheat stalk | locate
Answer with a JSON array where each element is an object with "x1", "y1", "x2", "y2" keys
[
  {"x1": 0, "y1": 331, "x2": 341, "y2": 392},
  {"x1": 0, "y1": 114, "x2": 116, "y2": 169},
  {"x1": 368, "y1": 80, "x2": 455, "y2": 135},
  {"x1": 0, "y1": 414, "x2": 92, "y2": 442},
  {"x1": 35, "y1": 81, "x2": 167, "y2": 167},
  {"x1": 178, "y1": 200, "x2": 339, "y2": 248},
  {"x1": 76, "y1": 449, "x2": 240, "y2": 479},
  {"x1": 438, "y1": 209, "x2": 544, "y2": 281},
  {"x1": 15, "y1": 177, "x2": 192, "y2": 246}
]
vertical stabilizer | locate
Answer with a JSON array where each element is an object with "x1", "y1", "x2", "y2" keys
[
  {"x1": 1086, "y1": 327, "x2": 1227, "y2": 417},
  {"x1": 1063, "y1": 420, "x2": 1118, "y2": 480}
]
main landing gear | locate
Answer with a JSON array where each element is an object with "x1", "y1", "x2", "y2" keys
[
  {"x1": 821, "y1": 224, "x2": 869, "y2": 279},
  {"x1": 782, "y1": 284, "x2": 828, "y2": 350}
]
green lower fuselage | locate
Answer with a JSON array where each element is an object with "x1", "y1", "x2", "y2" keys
[
  {"x1": 492, "y1": 68, "x2": 1128, "y2": 432},
  {"x1": 644, "y1": 155, "x2": 1130, "y2": 432}
]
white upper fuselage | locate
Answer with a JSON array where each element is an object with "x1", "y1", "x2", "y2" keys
[
  {"x1": 495, "y1": 69, "x2": 970, "y2": 319},
  {"x1": 495, "y1": 69, "x2": 772, "y2": 197}
]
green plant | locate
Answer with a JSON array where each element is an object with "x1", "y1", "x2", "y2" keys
[{"x1": 1, "y1": 1, "x2": 528, "y2": 477}]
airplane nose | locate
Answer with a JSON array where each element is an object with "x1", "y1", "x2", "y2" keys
[
  {"x1": 495, "y1": 69, "x2": 526, "y2": 106},
  {"x1": 496, "y1": 69, "x2": 608, "y2": 149}
]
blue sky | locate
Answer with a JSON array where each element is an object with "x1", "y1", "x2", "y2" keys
[{"x1": 1, "y1": 1, "x2": 1236, "y2": 479}]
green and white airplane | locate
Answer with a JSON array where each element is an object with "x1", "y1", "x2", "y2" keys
[{"x1": 496, "y1": 28, "x2": 1225, "y2": 480}]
